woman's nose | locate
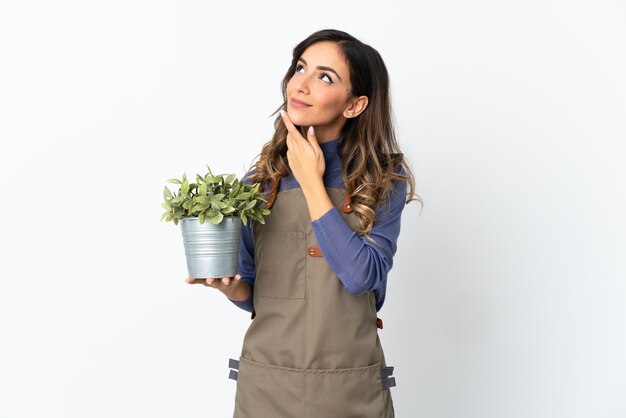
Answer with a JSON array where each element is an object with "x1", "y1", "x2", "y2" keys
[{"x1": 295, "y1": 74, "x2": 311, "y2": 94}]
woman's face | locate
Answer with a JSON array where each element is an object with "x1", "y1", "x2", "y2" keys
[{"x1": 286, "y1": 41, "x2": 354, "y2": 142}]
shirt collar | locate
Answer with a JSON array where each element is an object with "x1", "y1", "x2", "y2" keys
[{"x1": 319, "y1": 137, "x2": 342, "y2": 168}]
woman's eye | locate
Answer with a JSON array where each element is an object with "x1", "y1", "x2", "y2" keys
[
  {"x1": 295, "y1": 64, "x2": 305, "y2": 73},
  {"x1": 320, "y1": 73, "x2": 333, "y2": 84}
]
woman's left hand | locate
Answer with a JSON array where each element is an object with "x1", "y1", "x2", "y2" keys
[{"x1": 281, "y1": 110, "x2": 325, "y2": 191}]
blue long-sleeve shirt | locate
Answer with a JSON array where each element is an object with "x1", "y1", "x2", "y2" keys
[{"x1": 229, "y1": 138, "x2": 407, "y2": 313}]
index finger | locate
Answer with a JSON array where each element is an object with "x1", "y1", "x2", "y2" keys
[{"x1": 280, "y1": 110, "x2": 301, "y2": 138}]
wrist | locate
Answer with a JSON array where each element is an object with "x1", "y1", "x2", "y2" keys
[
  {"x1": 223, "y1": 281, "x2": 250, "y2": 302},
  {"x1": 302, "y1": 184, "x2": 333, "y2": 221}
]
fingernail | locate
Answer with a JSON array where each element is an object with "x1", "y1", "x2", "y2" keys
[
  {"x1": 280, "y1": 109, "x2": 285, "y2": 117},
  {"x1": 308, "y1": 126, "x2": 314, "y2": 135}
]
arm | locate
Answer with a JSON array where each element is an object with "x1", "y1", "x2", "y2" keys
[
  {"x1": 311, "y1": 178, "x2": 407, "y2": 295},
  {"x1": 279, "y1": 109, "x2": 407, "y2": 295},
  {"x1": 226, "y1": 169, "x2": 259, "y2": 312},
  {"x1": 227, "y1": 201, "x2": 256, "y2": 313}
]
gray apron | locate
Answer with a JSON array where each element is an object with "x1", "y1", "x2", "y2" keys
[{"x1": 229, "y1": 187, "x2": 396, "y2": 417}]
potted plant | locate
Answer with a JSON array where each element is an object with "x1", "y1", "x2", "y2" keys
[{"x1": 161, "y1": 166, "x2": 270, "y2": 278}]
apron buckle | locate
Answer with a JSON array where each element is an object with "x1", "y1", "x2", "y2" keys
[
  {"x1": 228, "y1": 358, "x2": 240, "y2": 381},
  {"x1": 381, "y1": 366, "x2": 396, "y2": 389}
]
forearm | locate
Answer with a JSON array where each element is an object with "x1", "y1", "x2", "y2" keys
[
  {"x1": 301, "y1": 180, "x2": 334, "y2": 221},
  {"x1": 312, "y1": 208, "x2": 391, "y2": 294},
  {"x1": 311, "y1": 180, "x2": 407, "y2": 295}
]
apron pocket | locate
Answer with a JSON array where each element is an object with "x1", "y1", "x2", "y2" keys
[
  {"x1": 234, "y1": 356, "x2": 305, "y2": 418},
  {"x1": 254, "y1": 230, "x2": 306, "y2": 299},
  {"x1": 235, "y1": 357, "x2": 392, "y2": 418},
  {"x1": 304, "y1": 362, "x2": 386, "y2": 418}
]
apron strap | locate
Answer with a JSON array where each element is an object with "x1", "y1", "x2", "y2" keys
[
  {"x1": 307, "y1": 246, "x2": 324, "y2": 257},
  {"x1": 342, "y1": 191, "x2": 353, "y2": 213},
  {"x1": 266, "y1": 191, "x2": 277, "y2": 209}
]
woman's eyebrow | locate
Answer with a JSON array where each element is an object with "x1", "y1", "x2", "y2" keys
[{"x1": 298, "y1": 58, "x2": 343, "y2": 82}]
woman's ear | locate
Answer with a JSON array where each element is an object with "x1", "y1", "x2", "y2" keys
[{"x1": 343, "y1": 96, "x2": 369, "y2": 119}]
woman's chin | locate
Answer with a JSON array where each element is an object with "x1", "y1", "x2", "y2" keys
[
  {"x1": 287, "y1": 116, "x2": 311, "y2": 127},
  {"x1": 285, "y1": 108, "x2": 311, "y2": 125}
]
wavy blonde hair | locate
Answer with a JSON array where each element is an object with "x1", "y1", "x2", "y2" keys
[{"x1": 249, "y1": 29, "x2": 420, "y2": 235}]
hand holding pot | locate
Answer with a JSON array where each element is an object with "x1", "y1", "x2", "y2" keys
[{"x1": 185, "y1": 274, "x2": 251, "y2": 302}]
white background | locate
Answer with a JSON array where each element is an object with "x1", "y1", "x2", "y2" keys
[{"x1": 1, "y1": 1, "x2": 625, "y2": 417}]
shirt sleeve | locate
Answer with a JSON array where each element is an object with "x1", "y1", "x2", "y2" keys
[
  {"x1": 228, "y1": 220, "x2": 255, "y2": 312},
  {"x1": 311, "y1": 178, "x2": 407, "y2": 297},
  {"x1": 228, "y1": 174, "x2": 257, "y2": 313}
]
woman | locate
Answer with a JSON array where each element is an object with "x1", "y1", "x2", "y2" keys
[{"x1": 187, "y1": 29, "x2": 418, "y2": 417}]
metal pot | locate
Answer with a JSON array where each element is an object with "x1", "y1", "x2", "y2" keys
[{"x1": 179, "y1": 216, "x2": 243, "y2": 278}]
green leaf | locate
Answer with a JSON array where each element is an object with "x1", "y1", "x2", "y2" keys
[
  {"x1": 198, "y1": 183, "x2": 208, "y2": 196},
  {"x1": 195, "y1": 196, "x2": 210, "y2": 205},
  {"x1": 236, "y1": 192, "x2": 251, "y2": 201},
  {"x1": 241, "y1": 212, "x2": 248, "y2": 225},
  {"x1": 225, "y1": 174, "x2": 237, "y2": 184},
  {"x1": 244, "y1": 199, "x2": 257, "y2": 210},
  {"x1": 221, "y1": 206, "x2": 236, "y2": 214},
  {"x1": 191, "y1": 204, "x2": 205, "y2": 213},
  {"x1": 166, "y1": 178, "x2": 182, "y2": 184},
  {"x1": 199, "y1": 212, "x2": 205, "y2": 224},
  {"x1": 163, "y1": 187, "x2": 173, "y2": 199},
  {"x1": 209, "y1": 212, "x2": 224, "y2": 225}
]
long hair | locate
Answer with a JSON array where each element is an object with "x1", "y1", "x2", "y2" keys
[{"x1": 249, "y1": 29, "x2": 420, "y2": 235}]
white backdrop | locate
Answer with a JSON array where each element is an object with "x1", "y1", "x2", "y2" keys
[{"x1": 1, "y1": 1, "x2": 625, "y2": 417}]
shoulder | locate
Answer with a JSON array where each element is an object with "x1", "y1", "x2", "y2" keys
[{"x1": 241, "y1": 167, "x2": 258, "y2": 186}]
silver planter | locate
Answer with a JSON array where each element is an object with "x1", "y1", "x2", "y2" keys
[{"x1": 179, "y1": 216, "x2": 243, "y2": 278}]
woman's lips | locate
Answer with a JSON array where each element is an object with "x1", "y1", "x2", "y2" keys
[{"x1": 290, "y1": 97, "x2": 312, "y2": 109}]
